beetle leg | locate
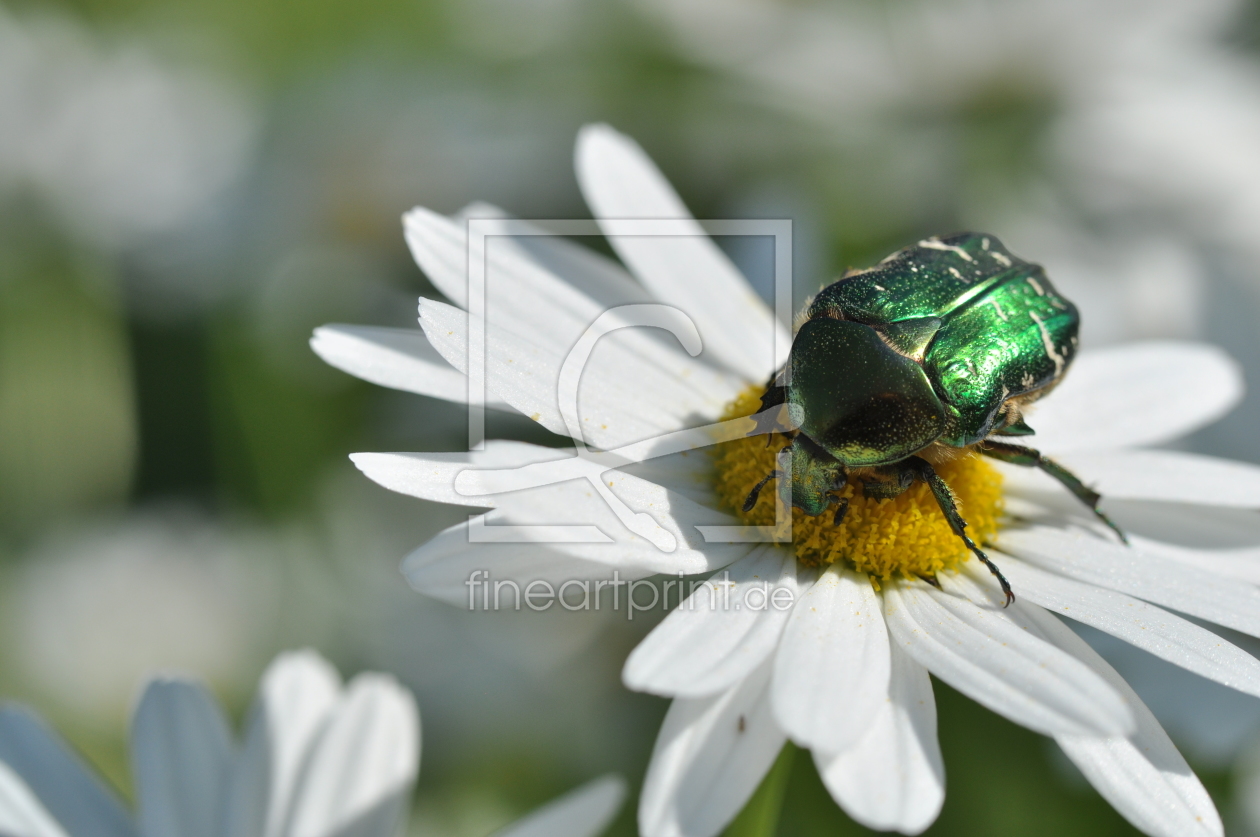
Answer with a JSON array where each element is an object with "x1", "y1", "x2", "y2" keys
[
  {"x1": 907, "y1": 456, "x2": 1015, "y2": 606},
  {"x1": 743, "y1": 470, "x2": 784, "y2": 513},
  {"x1": 980, "y1": 440, "x2": 1127, "y2": 544}
]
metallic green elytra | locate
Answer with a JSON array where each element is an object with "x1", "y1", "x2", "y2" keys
[{"x1": 748, "y1": 233, "x2": 1122, "y2": 605}]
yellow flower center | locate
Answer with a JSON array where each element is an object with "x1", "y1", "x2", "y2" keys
[{"x1": 712, "y1": 387, "x2": 1004, "y2": 582}]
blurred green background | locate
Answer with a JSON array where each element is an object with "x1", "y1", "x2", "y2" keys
[{"x1": 4, "y1": 0, "x2": 1260, "y2": 833}]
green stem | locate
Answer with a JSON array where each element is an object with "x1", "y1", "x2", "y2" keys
[{"x1": 722, "y1": 743, "x2": 797, "y2": 837}]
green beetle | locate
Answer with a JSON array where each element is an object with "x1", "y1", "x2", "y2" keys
[{"x1": 746, "y1": 233, "x2": 1124, "y2": 604}]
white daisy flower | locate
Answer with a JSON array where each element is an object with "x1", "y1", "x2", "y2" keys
[
  {"x1": 315, "y1": 124, "x2": 1260, "y2": 837},
  {"x1": 0, "y1": 650, "x2": 419, "y2": 837},
  {"x1": 0, "y1": 646, "x2": 626, "y2": 837}
]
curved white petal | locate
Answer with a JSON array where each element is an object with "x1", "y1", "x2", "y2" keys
[
  {"x1": 459, "y1": 204, "x2": 654, "y2": 309},
  {"x1": 132, "y1": 680, "x2": 233, "y2": 837},
  {"x1": 0, "y1": 706, "x2": 133, "y2": 837},
  {"x1": 621, "y1": 449, "x2": 720, "y2": 508},
  {"x1": 575, "y1": 124, "x2": 787, "y2": 383},
  {"x1": 1001, "y1": 525, "x2": 1260, "y2": 639},
  {"x1": 814, "y1": 644, "x2": 943, "y2": 836},
  {"x1": 400, "y1": 465, "x2": 751, "y2": 603},
  {"x1": 403, "y1": 206, "x2": 470, "y2": 310},
  {"x1": 1053, "y1": 449, "x2": 1260, "y2": 507},
  {"x1": 624, "y1": 547, "x2": 799, "y2": 698},
  {"x1": 420, "y1": 298, "x2": 688, "y2": 448},
  {"x1": 492, "y1": 775, "x2": 626, "y2": 837},
  {"x1": 225, "y1": 651, "x2": 341, "y2": 837},
  {"x1": 350, "y1": 442, "x2": 570, "y2": 508},
  {"x1": 1022, "y1": 606, "x2": 1222, "y2": 837},
  {"x1": 405, "y1": 208, "x2": 740, "y2": 415},
  {"x1": 999, "y1": 555, "x2": 1260, "y2": 698},
  {"x1": 639, "y1": 663, "x2": 785, "y2": 837},
  {"x1": 882, "y1": 575, "x2": 1133, "y2": 738},
  {"x1": 1135, "y1": 537, "x2": 1260, "y2": 586},
  {"x1": 284, "y1": 674, "x2": 420, "y2": 837},
  {"x1": 1028, "y1": 341, "x2": 1242, "y2": 452},
  {"x1": 310, "y1": 324, "x2": 511, "y2": 408},
  {"x1": 0, "y1": 761, "x2": 70, "y2": 837},
  {"x1": 401, "y1": 516, "x2": 661, "y2": 606},
  {"x1": 771, "y1": 566, "x2": 890, "y2": 754}
]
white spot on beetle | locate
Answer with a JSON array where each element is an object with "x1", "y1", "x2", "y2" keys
[
  {"x1": 1026, "y1": 277, "x2": 1045, "y2": 296},
  {"x1": 919, "y1": 238, "x2": 975, "y2": 262},
  {"x1": 982, "y1": 237, "x2": 991, "y2": 250},
  {"x1": 873, "y1": 284, "x2": 886, "y2": 291},
  {"x1": 1028, "y1": 310, "x2": 1065, "y2": 376},
  {"x1": 983, "y1": 297, "x2": 1009, "y2": 321},
  {"x1": 948, "y1": 266, "x2": 968, "y2": 282},
  {"x1": 990, "y1": 251, "x2": 1012, "y2": 267}
]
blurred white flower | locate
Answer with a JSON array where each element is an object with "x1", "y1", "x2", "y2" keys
[
  {"x1": 0, "y1": 7, "x2": 257, "y2": 250},
  {"x1": 3, "y1": 513, "x2": 275, "y2": 725},
  {"x1": 0, "y1": 650, "x2": 418, "y2": 837},
  {"x1": 0, "y1": 646, "x2": 625, "y2": 837},
  {"x1": 639, "y1": 0, "x2": 1260, "y2": 344}
]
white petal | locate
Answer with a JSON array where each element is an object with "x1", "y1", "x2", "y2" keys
[
  {"x1": 999, "y1": 555, "x2": 1260, "y2": 698},
  {"x1": 350, "y1": 442, "x2": 569, "y2": 508},
  {"x1": 771, "y1": 566, "x2": 890, "y2": 754},
  {"x1": 575, "y1": 124, "x2": 788, "y2": 383},
  {"x1": 405, "y1": 208, "x2": 739, "y2": 415},
  {"x1": 1135, "y1": 537, "x2": 1260, "y2": 586},
  {"x1": 1109, "y1": 502, "x2": 1260, "y2": 549},
  {"x1": 459, "y1": 204, "x2": 654, "y2": 309},
  {"x1": 882, "y1": 574, "x2": 1133, "y2": 738},
  {"x1": 224, "y1": 651, "x2": 341, "y2": 837},
  {"x1": 0, "y1": 706, "x2": 133, "y2": 837},
  {"x1": 492, "y1": 775, "x2": 626, "y2": 837},
  {"x1": 310, "y1": 324, "x2": 511, "y2": 408},
  {"x1": 400, "y1": 467, "x2": 752, "y2": 604},
  {"x1": 1022, "y1": 606, "x2": 1222, "y2": 837},
  {"x1": 132, "y1": 680, "x2": 233, "y2": 837},
  {"x1": 1001, "y1": 525, "x2": 1260, "y2": 639},
  {"x1": 403, "y1": 206, "x2": 471, "y2": 309},
  {"x1": 420, "y1": 298, "x2": 686, "y2": 448},
  {"x1": 639, "y1": 664, "x2": 785, "y2": 837},
  {"x1": 814, "y1": 644, "x2": 943, "y2": 836},
  {"x1": 621, "y1": 449, "x2": 720, "y2": 508},
  {"x1": 401, "y1": 516, "x2": 660, "y2": 606},
  {"x1": 1028, "y1": 341, "x2": 1242, "y2": 452},
  {"x1": 1000, "y1": 478, "x2": 1260, "y2": 549},
  {"x1": 1052, "y1": 449, "x2": 1260, "y2": 507},
  {"x1": 0, "y1": 761, "x2": 70, "y2": 837},
  {"x1": 284, "y1": 674, "x2": 420, "y2": 837},
  {"x1": 624, "y1": 547, "x2": 799, "y2": 698}
]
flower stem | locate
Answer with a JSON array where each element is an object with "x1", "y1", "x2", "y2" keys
[{"x1": 722, "y1": 743, "x2": 797, "y2": 837}]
